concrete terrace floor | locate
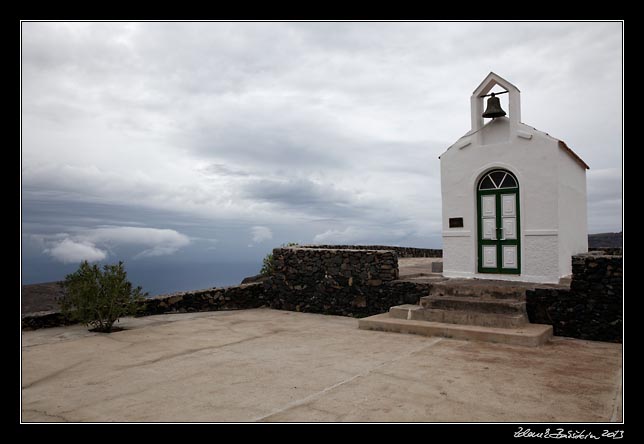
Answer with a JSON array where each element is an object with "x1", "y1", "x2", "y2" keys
[
  {"x1": 22, "y1": 308, "x2": 622, "y2": 423},
  {"x1": 398, "y1": 257, "x2": 443, "y2": 279}
]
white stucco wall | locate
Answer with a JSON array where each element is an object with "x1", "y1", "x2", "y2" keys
[
  {"x1": 557, "y1": 147, "x2": 589, "y2": 277},
  {"x1": 440, "y1": 118, "x2": 565, "y2": 283},
  {"x1": 522, "y1": 234, "x2": 560, "y2": 282},
  {"x1": 442, "y1": 236, "x2": 474, "y2": 278}
]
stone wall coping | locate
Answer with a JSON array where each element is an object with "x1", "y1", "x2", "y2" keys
[
  {"x1": 22, "y1": 310, "x2": 61, "y2": 318},
  {"x1": 148, "y1": 282, "x2": 261, "y2": 301},
  {"x1": 296, "y1": 245, "x2": 442, "y2": 256},
  {"x1": 576, "y1": 252, "x2": 623, "y2": 258},
  {"x1": 280, "y1": 247, "x2": 396, "y2": 253}
]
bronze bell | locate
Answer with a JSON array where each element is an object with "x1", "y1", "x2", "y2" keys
[{"x1": 482, "y1": 93, "x2": 506, "y2": 119}]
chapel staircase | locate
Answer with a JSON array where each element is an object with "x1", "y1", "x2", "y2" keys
[{"x1": 358, "y1": 279, "x2": 554, "y2": 347}]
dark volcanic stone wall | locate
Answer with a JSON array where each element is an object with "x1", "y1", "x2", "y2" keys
[
  {"x1": 22, "y1": 283, "x2": 267, "y2": 330},
  {"x1": 21, "y1": 311, "x2": 77, "y2": 330},
  {"x1": 265, "y1": 247, "x2": 425, "y2": 317},
  {"x1": 300, "y1": 245, "x2": 442, "y2": 258},
  {"x1": 137, "y1": 282, "x2": 266, "y2": 316},
  {"x1": 526, "y1": 253, "x2": 623, "y2": 342}
]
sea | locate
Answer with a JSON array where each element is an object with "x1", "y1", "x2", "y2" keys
[
  {"x1": 21, "y1": 259, "x2": 263, "y2": 298},
  {"x1": 129, "y1": 261, "x2": 263, "y2": 297}
]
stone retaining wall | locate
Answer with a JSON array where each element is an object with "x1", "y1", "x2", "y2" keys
[
  {"x1": 22, "y1": 311, "x2": 77, "y2": 330},
  {"x1": 22, "y1": 283, "x2": 266, "y2": 330},
  {"x1": 265, "y1": 247, "x2": 428, "y2": 317},
  {"x1": 137, "y1": 282, "x2": 266, "y2": 316},
  {"x1": 526, "y1": 253, "x2": 622, "y2": 342},
  {"x1": 300, "y1": 245, "x2": 443, "y2": 258}
]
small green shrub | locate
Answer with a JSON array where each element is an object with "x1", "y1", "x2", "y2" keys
[
  {"x1": 60, "y1": 260, "x2": 146, "y2": 333},
  {"x1": 260, "y1": 253, "x2": 274, "y2": 276},
  {"x1": 260, "y1": 242, "x2": 298, "y2": 276}
]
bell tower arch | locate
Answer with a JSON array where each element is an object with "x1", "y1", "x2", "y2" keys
[{"x1": 470, "y1": 72, "x2": 522, "y2": 142}]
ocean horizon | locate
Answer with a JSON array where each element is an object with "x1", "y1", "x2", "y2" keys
[{"x1": 22, "y1": 260, "x2": 264, "y2": 297}]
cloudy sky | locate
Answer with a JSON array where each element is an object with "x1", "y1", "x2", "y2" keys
[{"x1": 21, "y1": 21, "x2": 623, "y2": 294}]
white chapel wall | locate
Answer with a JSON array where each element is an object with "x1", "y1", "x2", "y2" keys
[{"x1": 557, "y1": 147, "x2": 589, "y2": 277}]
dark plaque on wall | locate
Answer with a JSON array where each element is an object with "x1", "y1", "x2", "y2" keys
[{"x1": 449, "y1": 217, "x2": 464, "y2": 228}]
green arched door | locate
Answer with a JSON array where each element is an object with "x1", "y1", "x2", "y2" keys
[{"x1": 477, "y1": 169, "x2": 521, "y2": 274}]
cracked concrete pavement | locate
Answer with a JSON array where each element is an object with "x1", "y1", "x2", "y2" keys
[{"x1": 21, "y1": 308, "x2": 622, "y2": 422}]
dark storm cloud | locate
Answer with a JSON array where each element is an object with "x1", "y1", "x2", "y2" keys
[
  {"x1": 200, "y1": 163, "x2": 250, "y2": 178},
  {"x1": 185, "y1": 119, "x2": 348, "y2": 170},
  {"x1": 241, "y1": 177, "x2": 370, "y2": 220},
  {"x1": 586, "y1": 168, "x2": 622, "y2": 233}
]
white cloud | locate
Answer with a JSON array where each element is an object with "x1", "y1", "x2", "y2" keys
[
  {"x1": 311, "y1": 225, "x2": 418, "y2": 245},
  {"x1": 41, "y1": 226, "x2": 190, "y2": 263},
  {"x1": 313, "y1": 227, "x2": 362, "y2": 244},
  {"x1": 45, "y1": 238, "x2": 107, "y2": 263},
  {"x1": 133, "y1": 246, "x2": 182, "y2": 258},
  {"x1": 251, "y1": 226, "x2": 273, "y2": 244},
  {"x1": 83, "y1": 226, "x2": 190, "y2": 256}
]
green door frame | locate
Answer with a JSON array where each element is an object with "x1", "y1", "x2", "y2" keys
[{"x1": 476, "y1": 177, "x2": 521, "y2": 274}]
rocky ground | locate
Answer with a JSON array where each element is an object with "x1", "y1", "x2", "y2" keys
[
  {"x1": 21, "y1": 281, "x2": 64, "y2": 313},
  {"x1": 588, "y1": 232, "x2": 623, "y2": 248}
]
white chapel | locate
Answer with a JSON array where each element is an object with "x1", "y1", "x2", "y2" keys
[{"x1": 439, "y1": 72, "x2": 589, "y2": 283}]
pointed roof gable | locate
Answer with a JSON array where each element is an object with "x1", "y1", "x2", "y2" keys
[
  {"x1": 472, "y1": 72, "x2": 520, "y2": 97},
  {"x1": 440, "y1": 121, "x2": 590, "y2": 170},
  {"x1": 440, "y1": 73, "x2": 590, "y2": 170},
  {"x1": 558, "y1": 140, "x2": 590, "y2": 170}
]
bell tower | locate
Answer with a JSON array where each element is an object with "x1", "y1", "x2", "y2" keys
[{"x1": 470, "y1": 72, "x2": 522, "y2": 142}]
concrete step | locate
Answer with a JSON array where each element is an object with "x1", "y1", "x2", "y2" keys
[
  {"x1": 398, "y1": 276, "x2": 448, "y2": 284},
  {"x1": 390, "y1": 304, "x2": 527, "y2": 328},
  {"x1": 429, "y1": 279, "x2": 532, "y2": 300},
  {"x1": 420, "y1": 295, "x2": 526, "y2": 314},
  {"x1": 389, "y1": 304, "x2": 423, "y2": 320},
  {"x1": 358, "y1": 313, "x2": 552, "y2": 347},
  {"x1": 417, "y1": 309, "x2": 527, "y2": 328}
]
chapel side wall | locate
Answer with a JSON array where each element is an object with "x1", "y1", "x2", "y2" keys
[{"x1": 557, "y1": 147, "x2": 589, "y2": 277}]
